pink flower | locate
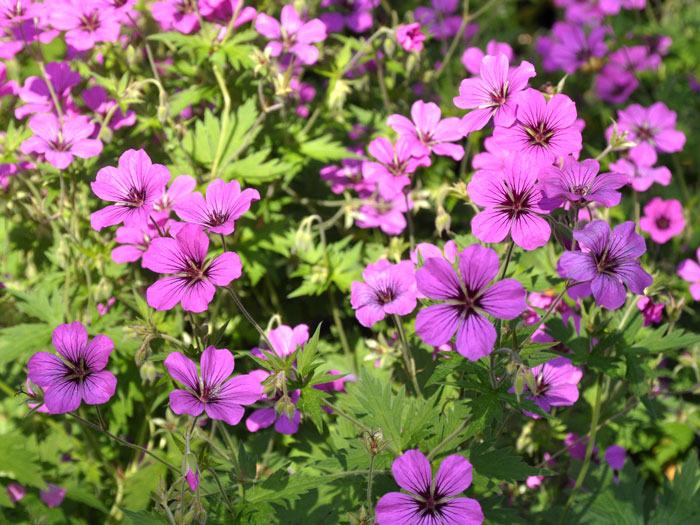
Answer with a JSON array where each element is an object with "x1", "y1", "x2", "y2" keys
[
  {"x1": 415, "y1": 244, "x2": 526, "y2": 360},
  {"x1": 472, "y1": 136, "x2": 510, "y2": 171},
  {"x1": 200, "y1": 0, "x2": 256, "y2": 33},
  {"x1": 174, "y1": 178, "x2": 260, "y2": 235},
  {"x1": 361, "y1": 136, "x2": 430, "y2": 200},
  {"x1": 639, "y1": 197, "x2": 684, "y2": 244},
  {"x1": 320, "y1": 149, "x2": 374, "y2": 195},
  {"x1": 387, "y1": 99, "x2": 464, "y2": 160},
  {"x1": 246, "y1": 370, "x2": 301, "y2": 434},
  {"x1": 49, "y1": 0, "x2": 122, "y2": 51},
  {"x1": 255, "y1": 5, "x2": 327, "y2": 65},
  {"x1": 542, "y1": 22, "x2": 608, "y2": 74},
  {"x1": 251, "y1": 324, "x2": 309, "y2": 360},
  {"x1": 152, "y1": 0, "x2": 199, "y2": 34},
  {"x1": 27, "y1": 322, "x2": 117, "y2": 414},
  {"x1": 468, "y1": 153, "x2": 552, "y2": 250},
  {"x1": 539, "y1": 156, "x2": 628, "y2": 208},
  {"x1": 595, "y1": 65, "x2": 639, "y2": 104},
  {"x1": 454, "y1": 54, "x2": 536, "y2": 133},
  {"x1": 604, "y1": 445, "x2": 626, "y2": 470},
  {"x1": 164, "y1": 346, "x2": 261, "y2": 424},
  {"x1": 21, "y1": 113, "x2": 102, "y2": 170},
  {"x1": 396, "y1": 22, "x2": 425, "y2": 52},
  {"x1": 185, "y1": 466, "x2": 199, "y2": 491},
  {"x1": 351, "y1": 260, "x2": 417, "y2": 327},
  {"x1": 609, "y1": 148, "x2": 671, "y2": 192},
  {"x1": 677, "y1": 248, "x2": 700, "y2": 301},
  {"x1": 355, "y1": 192, "x2": 411, "y2": 236},
  {"x1": 414, "y1": 0, "x2": 467, "y2": 41},
  {"x1": 112, "y1": 219, "x2": 183, "y2": 264},
  {"x1": 410, "y1": 240, "x2": 459, "y2": 266},
  {"x1": 83, "y1": 85, "x2": 135, "y2": 130},
  {"x1": 494, "y1": 89, "x2": 582, "y2": 164},
  {"x1": 142, "y1": 224, "x2": 242, "y2": 312},
  {"x1": 462, "y1": 40, "x2": 513, "y2": 75},
  {"x1": 637, "y1": 296, "x2": 664, "y2": 326},
  {"x1": 521, "y1": 357, "x2": 582, "y2": 418},
  {"x1": 375, "y1": 449, "x2": 484, "y2": 525},
  {"x1": 152, "y1": 175, "x2": 197, "y2": 220},
  {"x1": 97, "y1": 297, "x2": 116, "y2": 316},
  {"x1": 15, "y1": 61, "x2": 79, "y2": 119},
  {"x1": 7, "y1": 482, "x2": 25, "y2": 503},
  {"x1": 610, "y1": 102, "x2": 686, "y2": 165},
  {"x1": 40, "y1": 483, "x2": 66, "y2": 508},
  {"x1": 90, "y1": 149, "x2": 171, "y2": 231}
]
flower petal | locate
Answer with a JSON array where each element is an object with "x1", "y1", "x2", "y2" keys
[
  {"x1": 434, "y1": 455, "x2": 473, "y2": 498},
  {"x1": 200, "y1": 346, "x2": 234, "y2": 389},
  {"x1": 392, "y1": 449, "x2": 432, "y2": 495},
  {"x1": 164, "y1": 352, "x2": 200, "y2": 391}
]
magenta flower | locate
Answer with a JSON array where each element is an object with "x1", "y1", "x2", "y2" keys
[
  {"x1": 21, "y1": 113, "x2": 102, "y2": 170},
  {"x1": 454, "y1": 54, "x2": 536, "y2": 133},
  {"x1": 320, "y1": 0, "x2": 377, "y2": 34},
  {"x1": 174, "y1": 178, "x2": 260, "y2": 235},
  {"x1": 461, "y1": 40, "x2": 513, "y2": 75},
  {"x1": 15, "y1": 61, "x2": 79, "y2": 119},
  {"x1": 521, "y1": 357, "x2": 582, "y2": 418},
  {"x1": 494, "y1": 88, "x2": 582, "y2": 164},
  {"x1": 246, "y1": 369, "x2": 302, "y2": 434},
  {"x1": 362, "y1": 136, "x2": 431, "y2": 200},
  {"x1": 375, "y1": 449, "x2": 484, "y2": 525},
  {"x1": 90, "y1": 149, "x2": 171, "y2": 231},
  {"x1": 539, "y1": 156, "x2": 628, "y2": 208},
  {"x1": 639, "y1": 197, "x2": 684, "y2": 244},
  {"x1": 559, "y1": 220, "x2": 653, "y2": 309},
  {"x1": 472, "y1": 136, "x2": 509, "y2": 171},
  {"x1": 7, "y1": 482, "x2": 25, "y2": 503},
  {"x1": 152, "y1": 174, "x2": 197, "y2": 221},
  {"x1": 112, "y1": 219, "x2": 183, "y2": 265},
  {"x1": 637, "y1": 296, "x2": 664, "y2": 326},
  {"x1": 142, "y1": 224, "x2": 242, "y2": 312},
  {"x1": 678, "y1": 248, "x2": 700, "y2": 301},
  {"x1": 611, "y1": 102, "x2": 686, "y2": 165},
  {"x1": 255, "y1": 5, "x2": 327, "y2": 65},
  {"x1": 27, "y1": 322, "x2": 117, "y2": 414},
  {"x1": 605, "y1": 445, "x2": 626, "y2": 470},
  {"x1": 595, "y1": 64, "x2": 639, "y2": 105},
  {"x1": 396, "y1": 22, "x2": 425, "y2": 52},
  {"x1": 609, "y1": 148, "x2": 671, "y2": 192},
  {"x1": 355, "y1": 192, "x2": 411, "y2": 236},
  {"x1": 152, "y1": 0, "x2": 199, "y2": 34},
  {"x1": 415, "y1": 244, "x2": 527, "y2": 361},
  {"x1": 40, "y1": 484, "x2": 66, "y2": 508},
  {"x1": 387, "y1": 100, "x2": 464, "y2": 160},
  {"x1": 185, "y1": 466, "x2": 199, "y2": 491},
  {"x1": 468, "y1": 153, "x2": 552, "y2": 250},
  {"x1": 411, "y1": 240, "x2": 459, "y2": 266},
  {"x1": 566, "y1": 432, "x2": 598, "y2": 461},
  {"x1": 164, "y1": 346, "x2": 261, "y2": 424},
  {"x1": 414, "y1": 0, "x2": 466, "y2": 40},
  {"x1": 251, "y1": 323, "x2": 309, "y2": 360},
  {"x1": 49, "y1": 0, "x2": 122, "y2": 51},
  {"x1": 320, "y1": 150, "x2": 374, "y2": 195},
  {"x1": 351, "y1": 259, "x2": 417, "y2": 327},
  {"x1": 83, "y1": 85, "x2": 135, "y2": 130},
  {"x1": 545, "y1": 22, "x2": 608, "y2": 74}
]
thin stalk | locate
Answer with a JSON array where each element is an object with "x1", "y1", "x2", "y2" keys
[
  {"x1": 559, "y1": 373, "x2": 604, "y2": 524},
  {"x1": 210, "y1": 64, "x2": 231, "y2": 180},
  {"x1": 519, "y1": 283, "x2": 573, "y2": 349},
  {"x1": 323, "y1": 400, "x2": 372, "y2": 433},
  {"x1": 498, "y1": 239, "x2": 515, "y2": 280},
  {"x1": 329, "y1": 290, "x2": 356, "y2": 374},
  {"x1": 220, "y1": 233, "x2": 228, "y2": 251},
  {"x1": 206, "y1": 467, "x2": 236, "y2": 516},
  {"x1": 434, "y1": 0, "x2": 470, "y2": 80},
  {"x1": 427, "y1": 417, "x2": 471, "y2": 461},
  {"x1": 225, "y1": 286, "x2": 275, "y2": 351},
  {"x1": 375, "y1": 52, "x2": 391, "y2": 114},
  {"x1": 404, "y1": 190, "x2": 415, "y2": 252},
  {"x1": 366, "y1": 455, "x2": 376, "y2": 515},
  {"x1": 67, "y1": 412, "x2": 179, "y2": 473},
  {"x1": 393, "y1": 314, "x2": 423, "y2": 398}
]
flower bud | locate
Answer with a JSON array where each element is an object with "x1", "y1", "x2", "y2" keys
[
  {"x1": 140, "y1": 361, "x2": 158, "y2": 384},
  {"x1": 157, "y1": 91, "x2": 169, "y2": 124},
  {"x1": 435, "y1": 206, "x2": 451, "y2": 235}
]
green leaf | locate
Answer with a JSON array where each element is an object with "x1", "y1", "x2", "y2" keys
[
  {"x1": 0, "y1": 323, "x2": 53, "y2": 366},
  {"x1": 297, "y1": 323, "x2": 322, "y2": 377},
  {"x1": 0, "y1": 434, "x2": 46, "y2": 489},
  {"x1": 298, "y1": 386, "x2": 327, "y2": 433},
  {"x1": 245, "y1": 470, "x2": 329, "y2": 505},
  {"x1": 120, "y1": 508, "x2": 168, "y2": 525},
  {"x1": 467, "y1": 443, "x2": 552, "y2": 482},
  {"x1": 299, "y1": 135, "x2": 358, "y2": 162},
  {"x1": 629, "y1": 329, "x2": 700, "y2": 355}
]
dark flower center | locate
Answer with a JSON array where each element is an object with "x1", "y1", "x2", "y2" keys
[
  {"x1": 80, "y1": 11, "x2": 101, "y2": 32},
  {"x1": 419, "y1": 496, "x2": 443, "y2": 517},
  {"x1": 499, "y1": 182, "x2": 534, "y2": 218},
  {"x1": 490, "y1": 87, "x2": 507, "y2": 105},
  {"x1": 526, "y1": 121, "x2": 555, "y2": 147},
  {"x1": 655, "y1": 216, "x2": 670, "y2": 229},
  {"x1": 126, "y1": 187, "x2": 148, "y2": 207},
  {"x1": 375, "y1": 288, "x2": 395, "y2": 305},
  {"x1": 533, "y1": 375, "x2": 550, "y2": 397},
  {"x1": 65, "y1": 358, "x2": 91, "y2": 383},
  {"x1": 636, "y1": 124, "x2": 654, "y2": 142},
  {"x1": 207, "y1": 210, "x2": 230, "y2": 227}
]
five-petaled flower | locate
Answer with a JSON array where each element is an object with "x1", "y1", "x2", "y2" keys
[
  {"x1": 454, "y1": 53, "x2": 536, "y2": 133},
  {"x1": 520, "y1": 357, "x2": 582, "y2": 418},
  {"x1": 415, "y1": 244, "x2": 527, "y2": 361},
  {"x1": 375, "y1": 449, "x2": 484, "y2": 525},
  {"x1": 468, "y1": 153, "x2": 552, "y2": 250},
  {"x1": 350, "y1": 259, "x2": 417, "y2": 327},
  {"x1": 559, "y1": 220, "x2": 653, "y2": 309},
  {"x1": 142, "y1": 223, "x2": 243, "y2": 312},
  {"x1": 27, "y1": 322, "x2": 117, "y2": 414},
  {"x1": 255, "y1": 5, "x2": 327, "y2": 65},
  {"x1": 175, "y1": 178, "x2": 260, "y2": 235},
  {"x1": 164, "y1": 346, "x2": 261, "y2": 425},
  {"x1": 90, "y1": 149, "x2": 171, "y2": 231},
  {"x1": 362, "y1": 136, "x2": 431, "y2": 200}
]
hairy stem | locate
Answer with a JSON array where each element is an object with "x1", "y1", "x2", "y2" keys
[{"x1": 393, "y1": 314, "x2": 423, "y2": 398}]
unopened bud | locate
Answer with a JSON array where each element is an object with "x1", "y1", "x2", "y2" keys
[
  {"x1": 140, "y1": 361, "x2": 158, "y2": 384},
  {"x1": 435, "y1": 206, "x2": 451, "y2": 235},
  {"x1": 126, "y1": 45, "x2": 139, "y2": 68},
  {"x1": 310, "y1": 264, "x2": 329, "y2": 285},
  {"x1": 157, "y1": 91, "x2": 169, "y2": 124}
]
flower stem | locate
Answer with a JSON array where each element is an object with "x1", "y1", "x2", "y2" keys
[
  {"x1": 366, "y1": 454, "x2": 376, "y2": 514},
  {"x1": 499, "y1": 239, "x2": 515, "y2": 280},
  {"x1": 220, "y1": 233, "x2": 228, "y2": 251},
  {"x1": 559, "y1": 373, "x2": 603, "y2": 524},
  {"x1": 206, "y1": 467, "x2": 236, "y2": 516},
  {"x1": 225, "y1": 286, "x2": 276, "y2": 352},
  {"x1": 210, "y1": 64, "x2": 231, "y2": 181},
  {"x1": 404, "y1": 189, "x2": 416, "y2": 253},
  {"x1": 67, "y1": 412, "x2": 179, "y2": 473},
  {"x1": 519, "y1": 283, "x2": 573, "y2": 349},
  {"x1": 392, "y1": 314, "x2": 423, "y2": 398},
  {"x1": 329, "y1": 289, "x2": 356, "y2": 374},
  {"x1": 426, "y1": 416, "x2": 471, "y2": 461}
]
